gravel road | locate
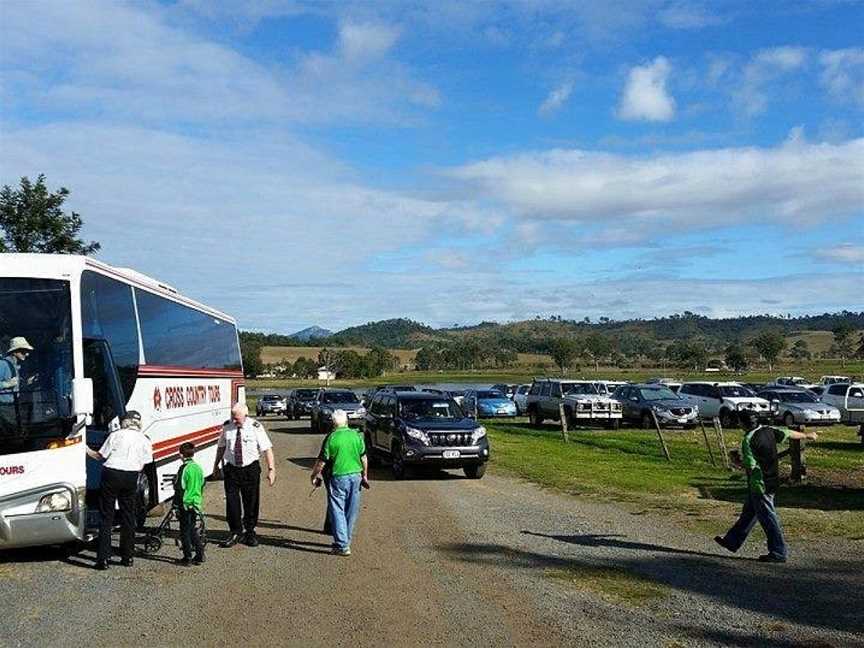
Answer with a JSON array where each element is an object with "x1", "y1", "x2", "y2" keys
[{"x1": 1, "y1": 417, "x2": 861, "y2": 648}]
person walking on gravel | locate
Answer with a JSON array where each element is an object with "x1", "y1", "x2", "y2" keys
[
  {"x1": 714, "y1": 410, "x2": 817, "y2": 563},
  {"x1": 213, "y1": 403, "x2": 276, "y2": 548},
  {"x1": 311, "y1": 409, "x2": 369, "y2": 556}
]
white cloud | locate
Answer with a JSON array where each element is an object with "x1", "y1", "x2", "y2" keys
[
  {"x1": 735, "y1": 46, "x2": 810, "y2": 116},
  {"x1": 538, "y1": 81, "x2": 574, "y2": 116},
  {"x1": 446, "y1": 136, "x2": 864, "y2": 232},
  {"x1": 658, "y1": 3, "x2": 722, "y2": 29},
  {"x1": 813, "y1": 244, "x2": 864, "y2": 265},
  {"x1": 0, "y1": 1, "x2": 437, "y2": 126},
  {"x1": 617, "y1": 57, "x2": 676, "y2": 122},
  {"x1": 338, "y1": 21, "x2": 400, "y2": 62},
  {"x1": 819, "y1": 48, "x2": 864, "y2": 107}
]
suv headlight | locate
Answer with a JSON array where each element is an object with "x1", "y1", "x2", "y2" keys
[
  {"x1": 37, "y1": 491, "x2": 72, "y2": 513},
  {"x1": 321, "y1": 407, "x2": 333, "y2": 415},
  {"x1": 405, "y1": 426, "x2": 430, "y2": 446},
  {"x1": 355, "y1": 406, "x2": 366, "y2": 416},
  {"x1": 652, "y1": 404, "x2": 669, "y2": 412},
  {"x1": 471, "y1": 426, "x2": 487, "y2": 444}
]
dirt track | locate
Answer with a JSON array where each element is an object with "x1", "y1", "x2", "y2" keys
[{"x1": 1, "y1": 417, "x2": 861, "y2": 647}]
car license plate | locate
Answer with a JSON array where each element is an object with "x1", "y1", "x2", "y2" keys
[
  {"x1": 678, "y1": 418, "x2": 688, "y2": 423},
  {"x1": 497, "y1": 409, "x2": 509, "y2": 415},
  {"x1": 443, "y1": 450, "x2": 460, "y2": 459}
]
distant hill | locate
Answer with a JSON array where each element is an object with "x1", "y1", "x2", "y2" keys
[
  {"x1": 324, "y1": 318, "x2": 443, "y2": 348},
  {"x1": 290, "y1": 325, "x2": 333, "y2": 342}
]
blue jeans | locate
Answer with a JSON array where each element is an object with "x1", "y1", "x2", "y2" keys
[
  {"x1": 328, "y1": 474, "x2": 362, "y2": 550},
  {"x1": 722, "y1": 490, "x2": 788, "y2": 559}
]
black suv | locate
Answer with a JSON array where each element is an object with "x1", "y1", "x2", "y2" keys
[
  {"x1": 363, "y1": 391, "x2": 489, "y2": 479},
  {"x1": 288, "y1": 388, "x2": 319, "y2": 419}
]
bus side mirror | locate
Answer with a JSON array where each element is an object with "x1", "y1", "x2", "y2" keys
[{"x1": 72, "y1": 378, "x2": 94, "y2": 421}]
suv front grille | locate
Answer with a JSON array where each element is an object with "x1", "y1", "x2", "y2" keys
[
  {"x1": 428, "y1": 432, "x2": 473, "y2": 447},
  {"x1": 670, "y1": 407, "x2": 691, "y2": 416}
]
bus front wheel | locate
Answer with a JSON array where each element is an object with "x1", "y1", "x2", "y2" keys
[{"x1": 136, "y1": 469, "x2": 155, "y2": 529}]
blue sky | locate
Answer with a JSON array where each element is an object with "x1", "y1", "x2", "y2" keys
[{"x1": 1, "y1": 0, "x2": 862, "y2": 333}]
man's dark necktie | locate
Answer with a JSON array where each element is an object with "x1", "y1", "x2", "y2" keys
[{"x1": 233, "y1": 424, "x2": 243, "y2": 466}]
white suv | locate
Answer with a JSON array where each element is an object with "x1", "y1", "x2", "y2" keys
[
  {"x1": 678, "y1": 382, "x2": 771, "y2": 428},
  {"x1": 821, "y1": 382, "x2": 864, "y2": 425}
]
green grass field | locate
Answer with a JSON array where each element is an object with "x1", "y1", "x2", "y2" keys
[
  {"x1": 484, "y1": 420, "x2": 864, "y2": 540},
  {"x1": 248, "y1": 358, "x2": 864, "y2": 390}
]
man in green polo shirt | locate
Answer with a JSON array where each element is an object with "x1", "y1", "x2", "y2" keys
[
  {"x1": 311, "y1": 409, "x2": 370, "y2": 556},
  {"x1": 715, "y1": 410, "x2": 817, "y2": 563}
]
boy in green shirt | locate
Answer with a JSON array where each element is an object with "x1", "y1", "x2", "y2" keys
[{"x1": 175, "y1": 442, "x2": 205, "y2": 566}]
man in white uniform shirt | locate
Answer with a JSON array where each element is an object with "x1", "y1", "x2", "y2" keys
[
  {"x1": 213, "y1": 402, "x2": 276, "y2": 547},
  {"x1": 86, "y1": 410, "x2": 153, "y2": 570}
]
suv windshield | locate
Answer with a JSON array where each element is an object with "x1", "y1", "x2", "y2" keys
[
  {"x1": 477, "y1": 390, "x2": 505, "y2": 399},
  {"x1": 639, "y1": 387, "x2": 680, "y2": 401},
  {"x1": 400, "y1": 398, "x2": 463, "y2": 419},
  {"x1": 0, "y1": 278, "x2": 74, "y2": 455},
  {"x1": 562, "y1": 383, "x2": 599, "y2": 395},
  {"x1": 262, "y1": 395, "x2": 281, "y2": 401},
  {"x1": 719, "y1": 385, "x2": 752, "y2": 398},
  {"x1": 322, "y1": 391, "x2": 359, "y2": 404},
  {"x1": 295, "y1": 389, "x2": 318, "y2": 399}
]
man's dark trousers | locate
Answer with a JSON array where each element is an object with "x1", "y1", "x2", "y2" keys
[
  {"x1": 98, "y1": 467, "x2": 139, "y2": 563},
  {"x1": 224, "y1": 461, "x2": 261, "y2": 534}
]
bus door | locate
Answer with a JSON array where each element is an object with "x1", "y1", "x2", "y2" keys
[{"x1": 83, "y1": 338, "x2": 127, "y2": 496}]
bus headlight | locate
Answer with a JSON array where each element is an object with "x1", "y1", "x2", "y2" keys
[{"x1": 36, "y1": 491, "x2": 72, "y2": 513}]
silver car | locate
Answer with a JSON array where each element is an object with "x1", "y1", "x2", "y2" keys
[{"x1": 758, "y1": 388, "x2": 841, "y2": 427}]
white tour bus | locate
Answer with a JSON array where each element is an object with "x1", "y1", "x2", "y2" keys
[{"x1": 0, "y1": 254, "x2": 244, "y2": 549}]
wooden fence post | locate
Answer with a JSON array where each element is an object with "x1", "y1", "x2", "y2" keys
[
  {"x1": 698, "y1": 419, "x2": 716, "y2": 467},
  {"x1": 789, "y1": 438, "x2": 806, "y2": 482},
  {"x1": 558, "y1": 403, "x2": 569, "y2": 443},
  {"x1": 712, "y1": 417, "x2": 730, "y2": 470},
  {"x1": 650, "y1": 410, "x2": 671, "y2": 461}
]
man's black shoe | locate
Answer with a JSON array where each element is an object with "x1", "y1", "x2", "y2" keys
[
  {"x1": 221, "y1": 533, "x2": 242, "y2": 548},
  {"x1": 119, "y1": 557, "x2": 134, "y2": 567},
  {"x1": 193, "y1": 555, "x2": 205, "y2": 565},
  {"x1": 178, "y1": 557, "x2": 193, "y2": 567},
  {"x1": 714, "y1": 535, "x2": 736, "y2": 553},
  {"x1": 758, "y1": 554, "x2": 787, "y2": 563},
  {"x1": 95, "y1": 561, "x2": 109, "y2": 571},
  {"x1": 244, "y1": 532, "x2": 259, "y2": 547}
]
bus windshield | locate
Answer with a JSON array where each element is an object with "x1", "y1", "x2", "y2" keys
[{"x1": 0, "y1": 278, "x2": 74, "y2": 455}]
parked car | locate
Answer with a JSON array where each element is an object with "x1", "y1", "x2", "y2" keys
[
  {"x1": 594, "y1": 380, "x2": 627, "y2": 396},
  {"x1": 422, "y1": 388, "x2": 465, "y2": 406},
  {"x1": 820, "y1": 375, "x2": 851, "y2": 386},
  {"x1": 808, "y1": 385, "x2": 826, "y2": 398},
  {"x1": 525, "y1": 379, "x2": 623, "y2": 429},
  {"x1": 512, "y1": 384, "x2": 531, "y2": 414},
  {"x1": 613, "y1": 384, "x2": 698, "y2": 429},
  {"x1": 256, "y1": 394, "x2": 287, "y2": 417},
  {"x1": 757, "y1": 387, "x2": 841, "y2": 427},
  {"x1": 462, "y1": 389, "x2": 518, "y2": 418},
  {"x1": 646, "y1": 378, "x2": 683, "y2": 393},
  {"x1": 288, "y1": 388, "x2": 319, "y2": 419},
  {"x1": 491, "y1": 384, "x2": 519, "y2": 400},
  {"x1": 678, "y1": 382, "x2": 771, "y2": 428},
  {"x1": 820, "y1": 382, "x2": 864, "y2": 425},
  {"x1": 741, "y1": 383, "x2": 766, "y2": 395},
  {"x1": 363, "y1": 391, "x2": 490, "y2": 479},
  {"x1": 310, "y1": 389, "x2": 366, "y2": 433},
  {"x1": 774, "y1": 376, "x2": 818, "y2": 390}
]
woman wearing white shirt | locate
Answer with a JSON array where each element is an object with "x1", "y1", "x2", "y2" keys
[{"x1": 86, "y1": 410, "x2": 153, "y2": 570}]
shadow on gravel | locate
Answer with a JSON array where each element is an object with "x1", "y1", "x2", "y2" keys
[
  {"x1": 521, "y1": 532, "x2": 721, "y2": 559},
  {"x1": 204, "y1": 514, "x2": 326, "y2": 536},
  {"x1": 205, "y1": 528, "x2": 332, "y2": 554},
  {"x1": 438, "y1": 542, "x2": 864, "y2": 635},
  {"x1": 368, "y1": 465, "x2": 465, "y2": 482}
]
